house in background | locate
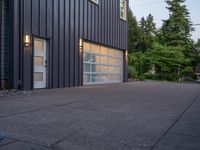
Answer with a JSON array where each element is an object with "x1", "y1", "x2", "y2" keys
[{"x1": 0, "y1": 0, "x2": 128, "y2": 90}]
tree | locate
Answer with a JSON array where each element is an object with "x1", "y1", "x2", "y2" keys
[
  {"x1": 159, "y1": 0, "x2": 194, "y2": 46},
  {"x1": 141, "y1": 14, "x2": 157, "y2": 36},
  {"x1": 158, "y1": 0, "x2": 199, "y2": 71},
  {"x1": 138, "y1": 14, "x2": 157, "y2": 52},
  {"x1": 128, "y1": 8, "x2": 142, "y2": 53},
  {"x1": 129, "y1": 52, "x2": 146, "y2": 77},
  {"x1": 145, "y1": 43, "x2": 190, "y2": 80}
]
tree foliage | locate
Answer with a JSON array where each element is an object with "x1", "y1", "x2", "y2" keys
[
  {"x1": 128, "y1": 9, "x2": 157, "y2": 52},
  {"x1": 128, "y1": 8, "x2": 142, "y2": 53},
  {"x1": 145, "y1": 43, "x2": 190, "y2": 79},
  {"x1": 138, "y1": 14, "x2": 157, "y2": 52},
  {"x1": 159, "y1": 0, "x2": 194, "y2": 46},
  {"x1": 128, "y1": 0, "x2": 200, "y2": 81}
]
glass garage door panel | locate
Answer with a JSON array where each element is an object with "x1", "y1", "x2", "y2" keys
[{"x1": 83, "y1": 42, "x2": 123, "y2": 85}]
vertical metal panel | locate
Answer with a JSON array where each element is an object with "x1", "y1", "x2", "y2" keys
[
  {"x1": 46, "y1": 0, "x2": 53, "y2": 88},
  {"x1": 79, "y1": 0, "x2": 84, "y2": 38},
  {"x1": 0, "y1": 0, "x2": 9, "y2": 88},
  {"x1": 59, "y1": 0, "x2": 64, "y2": 87},
  {"x1": 87, "y1": 2, "x2": 92, "y2": 40},
  {"x1": 94, "y1": 2, "x2": 98, "y2": 41},
  {"x1": 64, "y1": 0, "x2": 70, "y2": 87},
  {"x1": 69, "y1": 0, "x2": 75, "y2": 86},
  {"x1": 83, "y1": 0, "x2": 88, "y2": 39},
  {"x1": 91, "y1": 5, "x2": 95, "y2": 41},
  {"x1": 9, "y1": 0, "x2": 19, "y2": 89},
  {"x1": 98, "y1": 0, "x2": 102, "y2": 43},
  {"x1": 0, "y1": 0, "x2": 2, "y2": 88},
  {"x1": 105, "y1": 0, "x2": 109, "y2": 45},
  {"x1": 102, "y1": 0, "x2": 105, "y2": 44},
  {"x1": 1, "y1": 0, "x2": 7, "y2": 88},
  {"x1": 74, "y1": 0, "x2": 79, "y2": 86},
  {"x1": 114, "y1": 0, "x2": 117, "y2": 47},
  {"x1": 31, "y1": 0, "x2": 39, "y2": 35},
  {"x1": 23, "y1": 0, "x2": 32, "y2": 90},
  {"x1": 79, "y1": 0, "x2": 84, "y2": 86},
  {"x1": 52, "y1": 0, "x2": 59, "y2": 88},
  {"x1": 40, "y1": 0, "x2": 46, "y2": 37},
  {"x1": 107, "y1": 0, "x2": 110, "y2": 45}
]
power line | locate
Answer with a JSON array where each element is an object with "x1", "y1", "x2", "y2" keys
[{"x1": 193, "y1": 24, "x2": 200, "y2": 26}]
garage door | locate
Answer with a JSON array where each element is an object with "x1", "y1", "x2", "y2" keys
[{"x1": 83, "y1": 42, "x2": 124, "y2": 85}]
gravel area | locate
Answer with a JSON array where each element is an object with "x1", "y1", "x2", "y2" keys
[{"x1": 0, "y1": 89, "x2": 31, "y2": 98}]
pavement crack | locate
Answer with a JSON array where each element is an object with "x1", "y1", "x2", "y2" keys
[
  {"x1": 150, "y1": 94, "x2": 200, "y2": 150},
  {"x1": 5, "y1": 136, "x2": 51, "y2": 149},
  {"x1": 50, "y1": 131, "x2": 78, "y2": 148},
  {"x1": 0, "y1": 138, "x2": 17, "y2": 147}
]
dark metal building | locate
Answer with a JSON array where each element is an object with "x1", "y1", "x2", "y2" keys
[{"x1": 0, "y1": 0, "x2": 128, "y2": 90}]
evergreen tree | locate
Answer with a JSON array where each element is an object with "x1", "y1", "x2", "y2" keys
[
  {"x1": 159, "y1": 0, "x2": 199, "y2": 68},
  {"x1": 160, "y1": 0, "x2": 194, "y2": 46},
  {"x1": 141, "y1": 14, "x2": 156, "y2": 36},
  {"x1": 138, "y1": 14, "x2": 157, "y2": 52},
  {"x1": 128, "y1": 8, "x2": 142, "y2": 53}
]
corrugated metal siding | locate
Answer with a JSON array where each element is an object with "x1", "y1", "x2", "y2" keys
[
  {"x1": 0, "y1": 0, "x2": 2, "y2": 87},
  {"x1": 0, "y1": 0, "x2": 9, "y2": 85},
  {"x1": 10, "y1": 0, "x2": 128, "y2": 90}
]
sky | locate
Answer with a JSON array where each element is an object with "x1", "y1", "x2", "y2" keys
[{"x1": 129, "y1": 0, "x2": 200, "y2": 42}]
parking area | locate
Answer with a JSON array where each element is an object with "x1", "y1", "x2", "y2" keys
[{"x1": 0, "y1": 81, "x2": 200, "y2": 150}]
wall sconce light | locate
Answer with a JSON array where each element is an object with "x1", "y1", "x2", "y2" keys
[
  {"x1": 125, "y1": 50, "x2": 128, "y2": 56},
  {"x1": 24, "y1": 34, "x2": 31, "y2": 47},
  {"x1": 79, "y1": 38, "x2": 83, "y2": 47},
  {"x1": 79, "y1": 38, "x2": 83, "y2": 52}
]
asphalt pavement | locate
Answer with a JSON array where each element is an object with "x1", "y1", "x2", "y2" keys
[{"x1": 0, "y1": 81, "x2": 200, "y2": 150}]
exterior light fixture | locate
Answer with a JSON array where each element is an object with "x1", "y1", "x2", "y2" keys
[
  {"x1": 79, "y1": 38, "x2": 83, "y2": 52},
  {"x1": 125, "y1": 50, "x2": 128, "y2": 56},
  {"x1": 79, "y1": 38, "x2": 83, "y2": 47},
  {"x1": 24, "y1": 34, "x2": 31, "y2": 47}
]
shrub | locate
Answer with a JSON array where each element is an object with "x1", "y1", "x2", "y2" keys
[
  {"x1": 145, "y1": 73, "x2": 160, "y2": 80},
  {"x1": 164, "y1": 74, "x2": 179, "y2": 81},
  {"x1": 128, "y1": 66, "x2": 136, "y2": 79},
  {"x1": 139, "y1": 75, "x2": 145, "y2": 81},
  {"x1": 181, "y1": 67, "x2": 194, "y2": 77}
]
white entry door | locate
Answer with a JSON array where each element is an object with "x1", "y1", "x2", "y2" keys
[{"x1": 33, "y1": 38, "x2": 47, "y2": 89}]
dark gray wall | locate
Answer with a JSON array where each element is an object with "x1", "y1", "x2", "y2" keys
[
  {"x1": 0, "y1": 0, "x2": 9, "y2": 89},
  {"x1": 10, "y1": 0, "x2": 128, "y2": 90}
]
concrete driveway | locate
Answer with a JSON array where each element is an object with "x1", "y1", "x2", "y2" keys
[{"x1": 0, "y1": 81, "x2": 200, "y2": 150}]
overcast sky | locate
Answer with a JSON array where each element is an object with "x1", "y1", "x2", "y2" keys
[{"x1": 129, "y1": 0, "x2": 200, "y2": 42}]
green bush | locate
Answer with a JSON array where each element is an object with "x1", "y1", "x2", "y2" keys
[
  {"x1": 128, "y1": 66, "x2": 136, "y2": 78},
  {"x1": 128, "y1": 66, "x2": 144, "y2": 80},
  {"x1": 145, "y1": 73, "x2": 159, "y2": 80},
  {"x1": 145, "y1": 73, "x2": 179, "y2": 81},
  {"x1": 164, "y1": 74, "x2": 179, "y2": 81},
  {"x1": 139, "y1": 75, "x2": 145, "y2": 81},
  {"x1": 181, "y1": 67, "x2": 194, "y2": 77}
]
